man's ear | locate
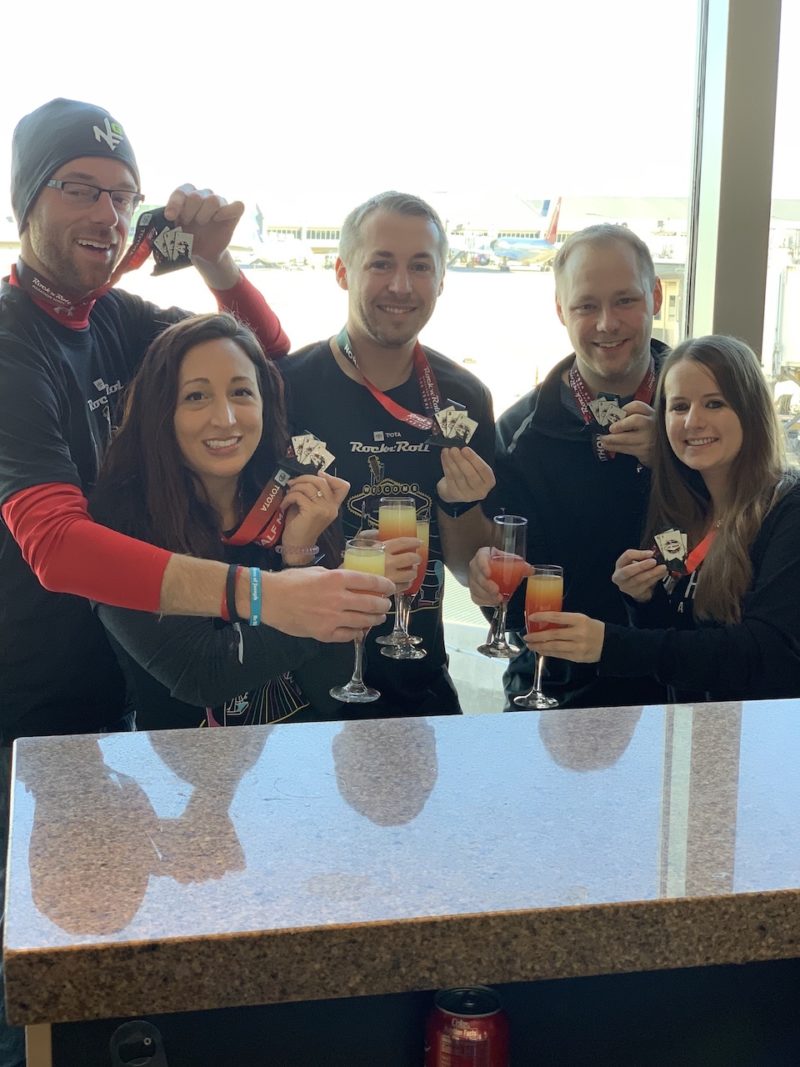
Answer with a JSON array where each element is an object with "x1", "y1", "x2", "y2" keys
[
  {"x1": 555, "y1": 292, "x2": 566, "y2": 327},
  {"x1": 652, "y1": 277, "x2": 663, "y2": 317},
  {"x1": 335, "y1": 256, "x2": 349, "y2": 291}
]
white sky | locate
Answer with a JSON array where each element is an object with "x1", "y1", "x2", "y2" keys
[{"x1": 1, "y1": 0, "x2": 797, "y2": 222}]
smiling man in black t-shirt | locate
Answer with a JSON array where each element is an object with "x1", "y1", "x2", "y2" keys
[{"x1": 281, "y1": 191, "x2": 496, "y2": 716}]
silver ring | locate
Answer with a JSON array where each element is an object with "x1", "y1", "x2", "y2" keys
[{"x1": 316, "y1": 490, "x2": 324, "y2": 498}]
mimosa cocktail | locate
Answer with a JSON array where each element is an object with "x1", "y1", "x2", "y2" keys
[
  {"x1": 514, "y1": 565, "x2": 564, "y2": 709},
  {"x1": 382, "y1": 519, "x2": 430, "y2": 661},
  {"x1": 525, "y1": 571, "x2": 564, "y2": 630},
  {"x1": 378, "y1": 497, "x2": 417, "y2": 541},
  {"x1": 478, "y1": 515, "x2": 528, "y2": 658},
  {"x1": 489, "y1": 550, "x2": 530, "y2": 601},
  {"x1": 330, "y1": 539, "x2": 386, "y2": 703},
  {"x1": 377, "y1": 496, "x2": 421, "y2": 650}
]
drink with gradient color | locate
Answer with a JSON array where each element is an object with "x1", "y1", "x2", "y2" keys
[
  {"x1": 525, "y1": 570, "x2": 564, "y2": 631},
  {"x1": 378, "y1": 497, "x2": 417, "y2": 541},
  {"x1": 405, "y1": 520, "x2": 430, "y2": 598},
  {"x1": 489, "y1": 550, "x2": 529, "y2": 601}
]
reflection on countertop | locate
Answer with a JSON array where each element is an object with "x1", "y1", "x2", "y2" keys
[{"x1": 6, "y1": 699, "x2": 800, "y2": 1025}]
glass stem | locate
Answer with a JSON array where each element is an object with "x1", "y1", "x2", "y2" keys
[
  {"x1": 389, "y1": 594, "x2": 404, "y2": 638},
  {"x1": 398, "y1": 594, "x2": 412, "y2": 637},
  {"x1": 494, "y1": 599, "x2": 509, "y2": 641},
  {"x1": 533, "y1": 652, "x2": 547, "y2": 693},
  {"x1": 351, "y1": 635, "x2": 366, "y2": 685}
]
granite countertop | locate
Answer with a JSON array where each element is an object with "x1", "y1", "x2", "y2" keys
[{"x1": 5, "y1": 700, "x2": 800, "y2": 1026}]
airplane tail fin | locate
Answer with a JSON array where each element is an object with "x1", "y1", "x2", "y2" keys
[{"x1": 544, "y1": 197, "x2": 562, "y2": 245}]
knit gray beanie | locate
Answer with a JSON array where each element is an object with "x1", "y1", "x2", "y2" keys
[{"x1": 11, "y1": 98, "x2": 140, "y2": 230}]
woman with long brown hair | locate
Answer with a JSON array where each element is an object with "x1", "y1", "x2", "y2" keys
[
  {"x1": 91, "y1": 312, "x2": 354, "y2": 728},
  {"x1": 523, "y1": 335, "x2": 800, "y2": 702}
]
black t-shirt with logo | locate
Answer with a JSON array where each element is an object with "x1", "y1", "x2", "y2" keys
[
  {"x1": 280, "y1": 341, "x2": 495, "y2": 718},
  {"x1": 0, "y1": 282, "x2": 186, "y2": 738}
]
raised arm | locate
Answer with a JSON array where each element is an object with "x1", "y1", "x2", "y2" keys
[{"x1": 163, "y1": 184, "x2": 290, "y2": 356}]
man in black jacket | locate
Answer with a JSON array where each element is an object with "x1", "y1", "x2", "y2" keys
[{"x1": 470, "y1": 224, "x2": 669, "y2": 709}]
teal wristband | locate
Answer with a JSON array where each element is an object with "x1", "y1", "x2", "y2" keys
[{"x1": 248, "y1": 566, "x2": 262, "y2": 627}]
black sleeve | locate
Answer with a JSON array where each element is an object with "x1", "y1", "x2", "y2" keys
[
  {"x1": 600, "y1": 494, "x2": 800, "y2": 695},
  {"x1": 96, "y1": 605, "x2": 322, "y2": 707},
  {"x1": 0, "y1": 338, "x2": 83, "y2": 505}
]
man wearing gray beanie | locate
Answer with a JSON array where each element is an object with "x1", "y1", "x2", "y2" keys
[{"x1": 0, "y1": 99, "x2": 391, "y2": 1064}]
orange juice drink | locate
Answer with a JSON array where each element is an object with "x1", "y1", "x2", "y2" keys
[
  {"x1": 525, "y1": 572, "x2": 564, "y2": 631},
  {"x1": 343, "y1": 545, "x2": 385, "y2": 576},
  {"x1": 378, "y1": 502, "x2": 417, "y2": 540}
]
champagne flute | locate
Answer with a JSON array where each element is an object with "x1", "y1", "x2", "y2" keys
[
  {"x1": 513, "y1": 565, "x2": 564, "y2": 709},
  {"x1": 381, "y1": 518, "x2": 430, "y2": 661},
  {"x1": 477, "y1": 515, "x2": 528, "y2": 658},
  {"x1": 329, "y1": 538, "x2": 386, "y2": 703},
  {"x1": 376, "y1": 496, "x2": 418, "y2": 648}
]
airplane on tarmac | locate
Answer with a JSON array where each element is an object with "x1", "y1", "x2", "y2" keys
[{"x1": 489, "y1": 197, "x2": 562, "y2": 270}]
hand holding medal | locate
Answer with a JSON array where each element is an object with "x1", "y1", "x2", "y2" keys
[
  {"x1": 611, "y1": 548, "x2": 668, "y2": 603},
  {"x1": 108, "y1": 184, "x2": 245, "y2": 285},
  {"x1": 437, "y1": 446, "x2": 496, "y2": 506}
]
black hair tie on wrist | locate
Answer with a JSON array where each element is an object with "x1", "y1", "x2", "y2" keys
[{"x1": 226, "y1": 563, "x2": 247, "y2": 625}]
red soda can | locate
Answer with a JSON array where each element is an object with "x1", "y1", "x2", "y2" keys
[{"x1": 424, "y1": 985, "x2": 509, "y2": 1066}]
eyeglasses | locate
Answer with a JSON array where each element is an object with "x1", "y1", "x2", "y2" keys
[{"x1": 44, "y1": 179, "x2": 144, "y2": 217}]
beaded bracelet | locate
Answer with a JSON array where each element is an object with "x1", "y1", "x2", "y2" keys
[
  {"x1": 249, "y1": 566, "x2": 262, "y2": 627},
  {"x1": 275, "y1": 544, "x2": 319, "y2": 556}
]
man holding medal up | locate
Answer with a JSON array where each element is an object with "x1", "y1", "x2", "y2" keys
[
  {"x1": 281, "y1": 191, "x2": 496, "y2": 717},
  {"x1": 470, "y1": 224, "x2": 670, "y2": 710},
  {"x1": 0, "y1": 99, "x2": 395, "y2": 744}
]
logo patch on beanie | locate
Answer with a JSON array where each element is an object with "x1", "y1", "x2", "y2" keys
[{"x1": 93, "y1": 117, "x2": 124, "y2": 151}]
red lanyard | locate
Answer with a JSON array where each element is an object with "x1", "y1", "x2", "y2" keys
[
  {"x1": 335, "y1": 327, "x2": 442, "y2": 431},
  {"x1": 220, "y1": 466, "x2": 291, "y2": 547},
  {"x1": 685, "y1": 526, "x2": 717, "y2": 574},
  {"x1": 11, "y1": 261, "x2": 98, "y2": 329}
]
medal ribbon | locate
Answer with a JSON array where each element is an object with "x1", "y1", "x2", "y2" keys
[
  {"x1": 684, "y1": 526, "x2": 717, "y2": 574},
  {"x1": 568, "y1": 357, "x2": 656, "y2": 462},
  {"x1": 11, "y1": 261, "x2": 99, "y2": 329},
  {"x1": 220, "y1": 464, "x2": 291, "y2": 547},
  {"x1": 335, "y1": 327, "x2": 442, "y2": 431}
]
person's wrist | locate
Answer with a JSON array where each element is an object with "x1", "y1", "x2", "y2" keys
[
  {"x1": 277, "y1": 543, "x2": 320, "y2": 567},
  {"x1": 195, "y1": 250, "x2": 240, "y2": 290},
  {"x1": 434, "y1": 487, "x2": 479, "y2": 518},
  {"x1": 234, "y1": 565, "x2": 252, "y2": 623}
]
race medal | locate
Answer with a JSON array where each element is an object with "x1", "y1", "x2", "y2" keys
[
  {"x1": 109, "y1": 208, "x2": 194, "y2": 284},
  {"x1": 568, "y1": 358, "x2": 656, "y2": 464},
  {"x1": 428, "y1": 400, "x2": 479, "y2": 448},
  {"x1": 653, "y1": 527, "x2": 689, "y2": 578}
]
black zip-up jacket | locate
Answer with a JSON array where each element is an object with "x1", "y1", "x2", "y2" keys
[
  {"x1": 602, "y1": 482, "x2": 800, "y2": 703},
  {"x1": 487, "y1": 341, "x2": 669, "y2": 709}
]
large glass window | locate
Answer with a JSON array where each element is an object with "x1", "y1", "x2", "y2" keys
[
  {"x1": 0, "y1": 1, "x2": 703, "y2": 702},
  {"x1": 768, "y1": 1, "x2": 800, "y2": 463},
  {"x1": 1, "y1": 0, "x2": 700, "y2": 420}
]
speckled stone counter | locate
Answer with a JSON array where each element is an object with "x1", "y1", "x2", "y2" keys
[{"x1": 5, "y1": 699, "x2": 800, "y2": 1029}]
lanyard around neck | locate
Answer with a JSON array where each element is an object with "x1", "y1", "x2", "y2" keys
[{"x1": 335, "y1": 327, "x2": 443, "y2": 431}]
